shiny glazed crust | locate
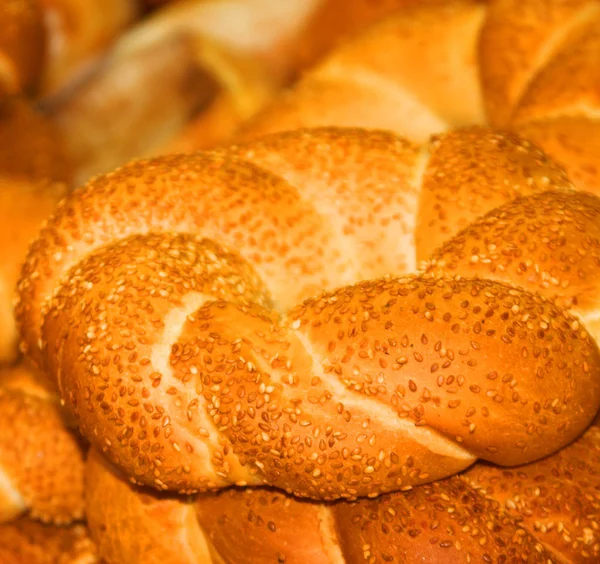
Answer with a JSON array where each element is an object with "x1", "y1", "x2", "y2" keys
[
  {"x1": 86, "y1": 418, "x2": 600, "y2": 563},
  {"x1": 14, "y1": 126, "x2": 600, "y2": 502}
]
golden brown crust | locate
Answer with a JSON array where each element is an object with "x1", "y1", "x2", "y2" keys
[
  {"x1": 13, "y1": 1, "x2": 600, "y2": 559},
  {"x1": 43, "y1": 234, "x2": 274, "y2": 491},
  {"x1": 17, "y1": 127, "x2": 570, "y2": 367},
  {"x1": 334, "y1": 476, "x2": 557, "y2": 563},
  {"x1": 195, "y1": 489, "x2": 337, "y2": 564},
  {"x1": 425, "y1": 189, "x2": 600, "y2": 343},
  {"x1": 513, "y1": 9, "x2": 600, "y2": 124},
  {"x1": 479, "y1": 0, "x2": 598, "y2": 126},
  {"x1": 15, "y1": 127, "x2": 600, "y2": 502},
  {"x1": 16, "y1": 150, "x2": 359, "y2": 367},
  {"x1": 242, "y1": 0, "x2": 487, "y2": 142},
  {"x1": 88, "y1": 428, "x2": 600, "y2": 564},
  {"x1": 463, "y1": 423, "x2": 600, "y2": 562},
  {"x1": 0, "y1": 0, "x2": 45, "y2": 98},
  {"x1": 87, "y1": 447, "x2": 341, "y2": 564},
  {"x1": 225, "y1": 127, "x2": 422, "y2": 276},
  {"x1": 516, "y1": 116, "x2": 600, "y2": 196},
  {"x1": 0, "y1": 380, "x2": 85, "y2": 524},
  {"x1": 45, "y1": 253, "x2": 600, "y2": 498},
  {"x1": 231, "y1": 0, "x2": 600, "y2": 198},
  {"x1": 86, "y1": 449, "x2": 212, "y2": 564},
  {"x1": 288, "y1": 277, "x2": 600, "y2": 469},
  {"x1": 415, "y1": 127, "x2": 573, "y2": 261},
  {"x1": 0, "y1": 518, "x2": 97, "y2": 564}
]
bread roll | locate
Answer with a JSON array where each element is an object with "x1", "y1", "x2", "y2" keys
[{"x1": 15, "y1": 127, "x2": 600, "y2": 501}]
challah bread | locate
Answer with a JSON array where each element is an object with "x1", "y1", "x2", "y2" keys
[
  {"x1": 237, "y1": 0, "x2": 600, "y2": 196},
  {"x1": 16, "y1": 126, "x2": 573, "y2": 363},
  {"x1": 0, "y1": 96, "x2": 70, "y2": 364},
  {"x1": 15, "y1": 127, "x2": 600, "y2": 500},
  {"x1": 0, "y1": 517, "x2": 97, "y2": 564},
  {"x1": 0, "y1": 362, "x2": 85, "y2": 525},
  {"x1": 86, "y1": 417, "x2": 600, "y2": 563}
]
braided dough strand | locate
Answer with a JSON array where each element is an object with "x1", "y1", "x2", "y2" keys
[{"x1": 16, "y1": 127, "x2": 600, "y2": 500}]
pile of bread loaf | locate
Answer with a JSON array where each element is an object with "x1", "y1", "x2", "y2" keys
[{"x1": 1, "y1": 1, "x2": 600, "y2": 562}]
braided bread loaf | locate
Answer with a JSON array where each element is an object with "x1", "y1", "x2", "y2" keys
[
  {"x1": 235, "y1": 0, "x2": 600, "y2": 196},
  {"x1": 15, "y1": 126, "x2": 600, "y2": 502},
  {"x1": 85, "y1": 416, "x2": 600, "y2": 563},
  {"x1": 0, "y1": 362, "x2": 85, "y2": 525}
]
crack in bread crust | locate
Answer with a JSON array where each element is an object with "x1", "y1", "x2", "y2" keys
[{"x1": 292, "y1": 329, "x2": 475, "y2": 462}]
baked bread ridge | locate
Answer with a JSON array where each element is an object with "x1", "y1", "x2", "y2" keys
[
  {"x1": 14, "y1": 126, "x2": 600, "y2": 501},
  {"x1": 237, "y1": 0, "x2": 600, "y2": 196},
  {"x1": 85, "y1": 416, "x2": 600, "y2": 563}
]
